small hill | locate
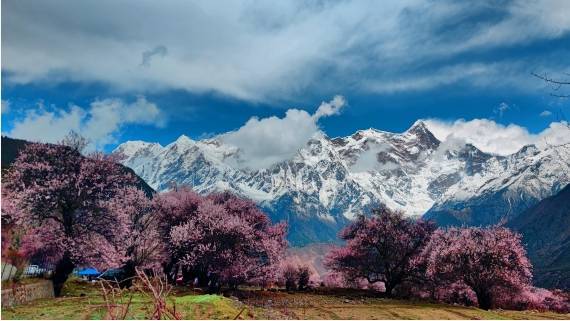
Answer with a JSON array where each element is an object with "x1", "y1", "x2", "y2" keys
[
  {"x1": 1, "y1": 136, "x2": 155, "y2": 197},
  {"x1": 1, "y1": 136, "x2": 29, "y2": 168}
]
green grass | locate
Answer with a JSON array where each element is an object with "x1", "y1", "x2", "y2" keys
[
  {"x1": 1, "y1": 280, "x2": 569, "y2": 320},
  {"x1": 1, "y1": 279, "x2": 252, "y2": 320}
]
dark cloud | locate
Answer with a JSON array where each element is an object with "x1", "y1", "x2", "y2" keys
[
  {"x1": 2, "y1": 0, "x2": 570, "y2": 102},
  {"x1": 140, "y1": 45, "x2": 168, "y2": 67}
]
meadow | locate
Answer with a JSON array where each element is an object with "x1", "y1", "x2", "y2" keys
[{"x1": 2, "y1": 279, "x2": 569, "y2": 320}]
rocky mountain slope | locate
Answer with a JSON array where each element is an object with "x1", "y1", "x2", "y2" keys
[
  {"x1": 508, "y1": 185, "x2": 570, "y2": 290},
  {"x1": 114, "y1": 121, "x2": 570, "y2": 245}
]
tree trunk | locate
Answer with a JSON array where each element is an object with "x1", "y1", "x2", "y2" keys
[
  {"x1": 163, "y1": 260, "x2": 178, "y2": 284},
  {"x1": 207, "y1": 273, "x2": 220, "y2": 294},
  {"x1": 182, "y1": 267, "x2": 198, "y2": 286},
  {"x1": 197, "y1": 270, "x2": 209, "y2": 287},
  {"x1": 384, "y1": 282, "x2": 394, "y2": 298},
  {"x1": 475, "y1": 289, "x2": 493, "y2": 310},
  {"x1": 120, "y1": 260, "x2": 136, "y2": 288},
  {"x1": 52, "y1": 252, "x2": 75, "y2": 297}
]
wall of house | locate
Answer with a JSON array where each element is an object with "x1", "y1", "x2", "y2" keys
[
  {"x1": 1, "y1": 279, "x2": 54, "y2": 307},
  {"x1": 1, "y1": 263, "x2": 18, "y2": 281}
]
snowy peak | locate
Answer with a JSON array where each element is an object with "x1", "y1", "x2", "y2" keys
[
  {"x1": 172, "y1": 134, "x2": 195, "y2": 146},
  {"x1": 403, "y1": 120, "x2": 440, "y2": 149},
  {"x1": 405, "y1": 120, "x2": 429, "y2": 135},
  {"x1": 114, "y1": 141, "x2": 163, "y2": 159},
  {"x1": 114, "y1": 121, "x2": 570, "y2": 245}
]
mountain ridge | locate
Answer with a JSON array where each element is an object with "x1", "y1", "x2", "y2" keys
[
  {"x1": 508, "y1": 184, "x2": 570, "y2": 290},
  {"x1": 114, "y1": 121, "x2": 570, "y2": 245}
]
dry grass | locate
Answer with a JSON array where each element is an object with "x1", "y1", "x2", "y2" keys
[{"x1": 2, "y1": 280, "x2": 569, "y2": 320}]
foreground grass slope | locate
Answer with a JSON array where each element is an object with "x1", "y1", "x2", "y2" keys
[{"x1": 2, "y1": 280, "x2": 569, "y2": 320}]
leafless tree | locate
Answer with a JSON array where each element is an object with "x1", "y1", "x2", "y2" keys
[
  {"x1": 532, "y1": 71, "x2": 570, "y2": 133},
  {"x1": 134, "y1": 268, "x2": 181, "y2": 320},
  {"x1": 60, "y1": 130, "x2": 90, "y2": 152},
  {"x1": 99, "y1": 279, "x2": 133, "y2": 320}
]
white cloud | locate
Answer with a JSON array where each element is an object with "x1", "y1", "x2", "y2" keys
[
  {"x1": 537, "y1": 121, "x2": 570, "y2": 147},
  {"x1": 540, "y1": 110, "x2": 553, "y2": 117},
  {"x1": 494, "y1": 102, "x2": 510, "y2": 117},
  {"x1": 3, "y1": 1, "x2": 569, "y2": 101},
  {"x1": 430, "y1": 135, "x2": 472, "y2": 161},
  {"x1": 425, "y1": 118, "x2": 570, "y2": 155},
  {"x1": 364, "y1": 63, "x2": 494, "y2": 93},
  {"x1": 313, "y1": 95, "x2": 346, "y2": 119},
  {"x1": 6, "y1": 96, "x2": 165, "y2": 151},
  {"x1": 456, "y1": 0, "x2": 570, "y2": 52},
  {"x1": 351, "y1": 142, "x2": 395, "y2": 172},
  {"x1": 1, "y1": 100, "x2": 10, "y2": 114},
  {"x1": 220, "y1": 96, "x2": 346, "y2": 169}
]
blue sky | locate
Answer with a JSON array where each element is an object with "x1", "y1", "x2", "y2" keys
[{"x1": 2, "y1": 0, "x2": 569, "y2": 155}]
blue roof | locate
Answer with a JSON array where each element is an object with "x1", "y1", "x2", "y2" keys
[{"x1": 77, "y1": 267, "x2": 100, "y2": 276}]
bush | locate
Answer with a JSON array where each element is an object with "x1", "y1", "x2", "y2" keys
[
  {"x1": 494, "y1": 287, "x2": 570, "y2": 313},
  {"x1": 281, "y1": 264, "x2": 314, "y2": 291}
]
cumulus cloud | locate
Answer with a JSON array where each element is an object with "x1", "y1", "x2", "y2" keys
[
  {"x1": 351, "y1": 142, "x2": 395, "y2": 173},
  {"x1": 313, "y1": 95, "x2": 346, "y2": 119},
  {"x1": 6, "y1": 96, "x2": 165, "y2": 151},
  {"x1": 425, "y1": 118, "x2": 570, "y2": 155},
  {"x1": 220, "y1": 96, "x2": 346, "y2": 170},
  {"x1": 537, "y1": 121, "x2": 570, "y2": 147},
  {"x1": 540, "y1": 110, "x2": 553, "y2": 117},
  {"x1": 3, "y1": 1, "x2": 570, "y2": 101}
]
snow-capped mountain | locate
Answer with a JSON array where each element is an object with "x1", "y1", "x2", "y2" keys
[{"x1": 114, "y1": 121, "x2": 570, "y2": 245}]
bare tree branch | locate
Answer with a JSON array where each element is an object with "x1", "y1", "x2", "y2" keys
[{"x1": 532, "y1": 72, "x2": 570, "y2": 85}]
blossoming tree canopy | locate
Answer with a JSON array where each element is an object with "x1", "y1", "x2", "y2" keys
[
  {"x1": 325, "y1": 207, "x2": 435, "y2": 297},
  {"x1": 424, "y1": 227, "x2": 533, "y2": 310},
  {"x1": 3, "y1": 142, "x2": 139, "y2": 296},
  {"x1": 104, "y1": 186, "x2": 166, "y2": 286},
  {"x1": 159, "y1": 189, "x2": 287, "y2": 289}
]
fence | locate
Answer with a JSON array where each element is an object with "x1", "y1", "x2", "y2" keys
[
  {"x1": 2, "y1": 260, "x2": 55, "y2": 281},
  {"x1": 1, "y1": 279, "x2": 55, "y2": 307}
]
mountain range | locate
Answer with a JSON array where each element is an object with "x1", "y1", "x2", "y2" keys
[
  {"x1": 2, "y1": 121, "x2": 568, "y2": 289},
  {"x1": 114, "y1": 121, "x2": 570, "y2": 246}
]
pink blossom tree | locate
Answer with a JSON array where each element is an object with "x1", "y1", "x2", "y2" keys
[
  {"x1": 502, "y1": 287, "x2": 569, "y2": 313},
  {"x1": 105, "y1": 187, "x2": 165, "y2": 287},
  {"x1": 325, "y1": 207, "x2": 435, "y2": 297},
  {"x1": 3, "y1": 143, "x2": 138, "y2": 295},
  {"x1": 161, "y1": 190, "x2": 287, "y2": 291},
  {"x1": 152, "y1": 187, "x2": 204, "y2": 283},
  {"x1": 423, "y1": 227, "x2": 533, "y2": 310}
]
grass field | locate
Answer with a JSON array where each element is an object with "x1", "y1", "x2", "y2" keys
[{"x1": 2, "y1": 279, "x2": 569, "y2": 320}]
